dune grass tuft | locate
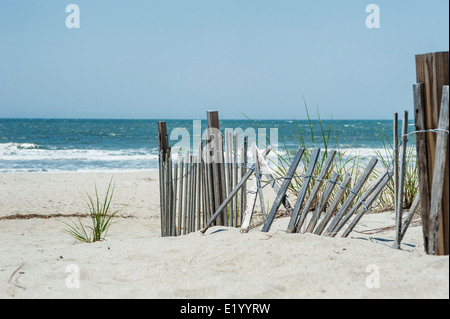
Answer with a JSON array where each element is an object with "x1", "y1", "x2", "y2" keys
[{"x1": 63, "y1": 178, "x2": 119, "y2": 243}]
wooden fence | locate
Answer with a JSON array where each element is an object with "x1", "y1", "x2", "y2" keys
[
  {"x1": 158, "y1": 102, "x2": 447, "y2": 254},
  {"x1": 158, "y1": 111, "x2": 249, "y2": 237},
  {"x1": 157, "y1": 111, "x2": 401, "y2": 240}
]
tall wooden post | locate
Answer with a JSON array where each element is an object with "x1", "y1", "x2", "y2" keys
[
  {"x1": 415, "y1": 51, "x2": 449, "y2": 255},
  {"x1": 158, "y1": 121, "x2": 169, "y2": 164},
  {"x1": 206, "y1": 111, "x2": 226, "y2": 225},
  {"x1": 158, "y1": 121, "x2": 171, "y2": 237}
]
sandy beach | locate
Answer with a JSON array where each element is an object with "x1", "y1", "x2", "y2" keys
[{"x1": 0, "y1": 171, "x2": 448, "y2": 299}]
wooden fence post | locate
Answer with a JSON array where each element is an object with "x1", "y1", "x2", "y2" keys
[
  {"x1": 415, "y1": 51, "x2": 449, "y2": 255},
  {"x1": 207, "y1": 111, "x2": 226, "y2": 225},
  {"x1": 429, "y1": 87, "x2": 449, "y2": 255},
  {"x1": 414, "y1": 83, "x2": 431, "y2": 251},
  {"x1": 393, "y1": 113, "x2": 399, "y2": 219},
  {"x1": 394, "y1": 111, "x2": 409, "y2": 249},
  {"x1": 262, "y1": 147, "x2": 305, "y2": 233},
  {"x1": 158, "y1": 121, "x2": 170, "y2": 237}
]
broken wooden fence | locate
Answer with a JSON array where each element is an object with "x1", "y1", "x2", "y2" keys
[
  {"x1": 158, "y1": 106, "x2": 447, "y2": 250},
  {"x1": 159, "y1": 127, "x2": 407, "y2": 241},
  {"x1": 201, "y1": 144, "x2": 395, "y2": 239}
]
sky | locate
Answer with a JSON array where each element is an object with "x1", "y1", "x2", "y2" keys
[{"x1": 0, "y1": 0, "x2": 448, "y2": 120}]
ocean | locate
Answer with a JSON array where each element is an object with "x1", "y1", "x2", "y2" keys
[{"x1": 0, "y1": 118, "x2": 414, "y2": 173}]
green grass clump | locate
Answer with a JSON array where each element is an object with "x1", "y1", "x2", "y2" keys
[
  {"x1": 373, "y1": 125, "x2": 418, "y2": 211},
  {"x1": 63, "y1": 178, "x2": 118, "y2": 243}
]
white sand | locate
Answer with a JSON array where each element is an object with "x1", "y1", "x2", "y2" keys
[{"x1": 0, "y1": 172, "x2": 448, "y2": 299}]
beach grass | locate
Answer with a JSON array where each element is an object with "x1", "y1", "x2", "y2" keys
[
  {"x1": 373, "y1": 124, "x2": 418, "y2": 211},
  {"x1": 63, "y1": 178, "x2": 119, "y2": 243}
]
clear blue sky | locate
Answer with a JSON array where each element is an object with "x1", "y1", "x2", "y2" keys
[{"x1": 0, "y1": 0, "x2": 448, "y2": 119}]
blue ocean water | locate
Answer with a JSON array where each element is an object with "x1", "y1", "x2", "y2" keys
[{"x1": 0, "y1": 118, "x2": 413, "y2": 173}]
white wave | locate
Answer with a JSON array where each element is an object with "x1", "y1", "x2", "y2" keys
[
  {"x1": 0, "y1": 167, "x2": 158, "y2": 173},
  {"x1": 340, "y1": 148, "x2": 392, "y2": 159},
  {"x1": 0, "y1": 145, "x2": 158, "y2": 162},
  {"x1": 0, "y1": 142, "x2": 41, "y2": 151}
]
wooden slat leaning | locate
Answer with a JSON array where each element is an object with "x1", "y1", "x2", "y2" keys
[{"x1": 262, "y1": 147, "x2": 305, "y2": 233}]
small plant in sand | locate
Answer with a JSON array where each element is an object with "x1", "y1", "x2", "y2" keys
[{"x1": 63, "y1": 178, "x2": 118, "y2": 243}]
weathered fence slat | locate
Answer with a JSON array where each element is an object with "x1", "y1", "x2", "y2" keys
[
  {"x1": 188, "y1": 155, "x2": 194, "y2": 233},
  {"x1": 198, "y1": 142, "x2": 204, "y2": 230},
  {"x1": 165, "y1": 154, "x2": 172, "y2": 237},
  {"x1": 286, "y1": 148, "x2": 321, "y2": 234},
  {"x1": 233, "y1": 132, "x2": 239, "y2": 227},
  {"x1": 159, "y1": 150, "x2": 165, "y2": 237},
  {"x1": 314, "y1": 173, "x2": 352, "y2": 236},
  {"x1": 262, "y1": 147, "x2": 305, "y2": 233},
  {"x1": 324, "y1": 156, "x2": 378, "y2": 236},
  {"x1": 226, "y1": 132, "x2": 234, "y2": 227},
  {"x1": 192, "y1": 155, "x2": 198, "y2": 232},
  {"x1": 342, "y1": 170, "x2": 394, "y2": 238},
  {"x1": 218, "y1": 133, "x2": 228, "y2": 226},
  {"x1": 212, "y1": 139, "x2": 222, "y2": 225},
  {"x1": 297, "y1": 150, "x2": 337, "y2": 233},
  {"x1": 330, "y1": 168, "x2": 389, "y2": 237},
  {"x1": 253, "y1": 146, "x2": 267, "y2": 223},
  {"x1": 399, "y1": 195, "x2": 421, "y2": 244},
  {"x1": 394, "y1": 111, "x2": 409, "y2": 249},
  {"x1": 413, "y1": 83, "x2": 432, "y2": 251},
  {"x1": 306, "y1": 171, "x2": 340, "y2": 233},
  {"x1": 240, "y1": 145, "x2": 272, "y2": 232},
  {"x1": 241, "y1": 137, "x2": 248, "y2": 225},
  {"x1": 172, "y1": 161, "x2": 178, "y2": 236},
  {"x1": 183, "y1": 151, "x2": 190, "y2": 235},
  {"x1": 207, "y1": 155, "x2": 216, "y2": 226},
  {"x1": 177, "y1": 158, "x2": 184, "y2": 236},
  {"x1": 201, "y1": 149, "x2": 209, "y2": 227},
  {"x1": 207, "y1": 111, "x2": 224, "y2": 226},
  {"x1": 393, "y1": 113, "x2": 399, "y2": 214},
  {"x1": 429, "y1": 86, "x2": 449, "y2": 255}
]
